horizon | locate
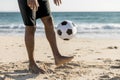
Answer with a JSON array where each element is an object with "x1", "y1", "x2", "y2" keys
[
  {"x1": 1, "y1": 0, "x2": 120, "y2": 12},
  {"x1": 1, "y1": 11, "x2": 120, "y2": 13}
]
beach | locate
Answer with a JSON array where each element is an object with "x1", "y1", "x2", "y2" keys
[
  {"x1": 0, "y1": 35, "x2": 120, "y2": 80},
  {"x1": 0, "y1": 12, "x2": 120, "y2": 80}
]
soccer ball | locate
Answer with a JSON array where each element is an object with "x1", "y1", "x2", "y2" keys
[{"x1": 56, "y1": 20, "x2": 77, "y2": 40}]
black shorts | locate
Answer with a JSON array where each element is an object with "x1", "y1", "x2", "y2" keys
[{"x1": 18, "y1": 0, "x2": 51, "y2": 26}]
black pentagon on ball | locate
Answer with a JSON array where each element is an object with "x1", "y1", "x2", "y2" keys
[
  {"x1": 57, "y1": 29, "x2": 62, "y2": 35},
  {"x1": 61, "y1": 21, "x2": 67, "y2": 25},
  {"x1": 66, "y1": 29, "x2": 72, "y2": 35}
]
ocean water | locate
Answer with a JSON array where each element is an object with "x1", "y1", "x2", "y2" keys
[{"x1": 1, "y1": 12, "x2": 120, "y2": 38}]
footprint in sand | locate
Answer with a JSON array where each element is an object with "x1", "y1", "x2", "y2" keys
[
  {"x1": 107, "y1": 46, "x2": 118, "y2": 49},
  {"x1": 11, "y1": 45, "x2": 14, "y2": 46},
  {"x1": 47, "y1": 56, "x2": 52, "y2": 58},
  {"x1": 97, "y1": 58, "x2": 103, "y2": 60},
  {"x1": 18, "y1": 44, "x2": 24, "y2": 47},
  {"x1": 50, "y1": 58, "x2": 54, "y2": 60},
  {"x1": 99, "y1": 75, "x2": 110, "y2": 80},
  {"x1": 89, "y1": 49, "x2": 94, "y2": 52},
  {"x1": 110, "y1": 65, "x2": 120, "y2": 69},
  {"x1": 44, "y1": 53, "x2": 47, "y2": 54},
  {"x1": 95, "y1": 52, "x2": 101, "y2": 53},
  {"x1": 110, "y1": 77, "x2": 120, "y2": 80},
  {"x1": 110, "y1": 59, "x2": 120, "y2": 69},
  {"x1": 103, "y1": 58, "x2": 112, "y2": 63},
  {"x1": 75, "y1": 49, "x2": 80, "y2": 51},
  {"x1": 73, "y1": 52, "x2": 78, "y2": 57},
  {"x1": 78, "y1": 55, "x2": 81, "y2": 57},
  {"x1": 73, "y1": 52, "x2": 77, "y2": 54}
]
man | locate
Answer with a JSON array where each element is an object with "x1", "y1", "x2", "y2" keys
[{"x1": 18, "y1": 0, "x2": 74, "y2": 74}]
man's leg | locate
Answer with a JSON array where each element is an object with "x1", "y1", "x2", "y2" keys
[
  {"x1": 25, "y1": 26, "x2": 45, "y2": 74},
  {"x1": 41, "y1": 16, "x2": 74, "y2": 67}
]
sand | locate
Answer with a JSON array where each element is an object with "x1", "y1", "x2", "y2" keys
[{"x1": 0, "y1": 35, "x2": 120, "y2": 80}]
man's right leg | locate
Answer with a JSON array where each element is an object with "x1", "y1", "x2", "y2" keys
[
  {"x1": 25, "y1": 26, "x2": 45, "y2": 74},
  {"x1": 18, "y1": 0, "x2": 45, "y2": 74}
]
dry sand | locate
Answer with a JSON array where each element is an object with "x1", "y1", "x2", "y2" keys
[{"x1": 0, "y1": 35, "x2": 120, "y2": 80}]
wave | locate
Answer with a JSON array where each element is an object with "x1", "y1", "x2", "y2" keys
[
  {"x1": 77, "y1": 23, "x2": 120, "y2": 30},
  {"x1": 0, "y1": 24, "x2": 44, "y2": 34},
  {"x1": 1, "y1": 23, "x2": 120, "y2": 35},
  {"x1": 1, "y1": 23, "x2": 120, "y2": 29}
]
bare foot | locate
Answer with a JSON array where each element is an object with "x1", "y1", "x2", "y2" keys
[
  {"x1": 55, "y1": 56, "x2": 74, "y2": 67},
  {"x1": 29, "y1": 64, "x2": 46, "y2": 74}
]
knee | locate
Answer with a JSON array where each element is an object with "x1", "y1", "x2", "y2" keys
[
  {"x1": 45, "y1": 16, "x2": 53, "y2": 22},
  {"x1": 25, "y1": 26, "x2": 36, "y2": 35},
  {"x1": 46, "y1": 18, "x2": 55, "y2": 31},
  {"x1": 43, "y1": 16, "x2": 53, "y2": 27}
]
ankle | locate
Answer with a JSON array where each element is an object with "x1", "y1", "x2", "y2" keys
[
  {"x1": 55, "y1": 54, "x2": 62, "y2": 59},
  {"x1": 29, "y1": 61, "x2": 36, "y2": 66}
]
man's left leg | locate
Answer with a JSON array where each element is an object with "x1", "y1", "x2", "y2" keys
[{"x1": 41, "y1": 16, "x2": 74, "y2": 67}]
